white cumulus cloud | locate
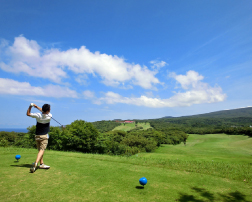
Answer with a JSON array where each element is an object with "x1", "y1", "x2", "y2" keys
[
  {"x1": 0, "y1": 78, "x2": 78, "y2": 98},
  {"x1": 0, "y1": 36, "x2": 160, "y2": 89},
  {"x1": 169, "y1": 70, "x2": 204, "y2": 89},
  {"x1": 88, "y1": 70, "x2": 226, "y2": 108}
]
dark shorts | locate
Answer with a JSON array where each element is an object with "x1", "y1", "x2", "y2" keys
[{"x1": 35, "y1": 134, "x2": 48, "y2": 151}]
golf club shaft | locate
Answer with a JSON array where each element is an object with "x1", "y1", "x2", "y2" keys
[{"x1": 51, "y1": 117, "x2": 63, "y2": 127}]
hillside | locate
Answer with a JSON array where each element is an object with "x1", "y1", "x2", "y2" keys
[
  {"x1": 161, "y1": 107, "x2": 252, "y2": 119},
  {"x1": 90, "y1": 107, "x2": 252, "y2": 135},
  {"x1": 187, "y1": 107, "x2": 252, "y2": 118},
  {"x1": 143, "y1": 107, "x2": 252, "y2": 135}
]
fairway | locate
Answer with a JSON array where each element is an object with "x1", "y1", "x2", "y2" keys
[
  {"x1": 1, "y1": 134, "x2": 252, "y2": 202},
  {"x1": 112, "y1": 122, "x2": 152, "y2": 132},
  {"x1": 139, "y1": 134, "x2": 252, "y2": 164}
]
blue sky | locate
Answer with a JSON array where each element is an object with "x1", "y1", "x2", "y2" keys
[{"x1": 0, "y1": 0, "x2": 252, "y2": 128}]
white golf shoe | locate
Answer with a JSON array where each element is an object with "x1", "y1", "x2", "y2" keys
[{"x1": 39, "y1": 164, "x2": 50, "y2": 169}]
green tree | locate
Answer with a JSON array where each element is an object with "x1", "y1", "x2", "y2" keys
[
  {"x1": 65, "y1": 120, "x2": 99, "y2": 153},
  {"x1": 47, "y1": 126, "x2": 63, "y2": 150}
]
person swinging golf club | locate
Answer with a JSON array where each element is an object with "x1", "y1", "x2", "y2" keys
[{"x1": 27, "y1": 103, "x2": 51, "y2": 173}]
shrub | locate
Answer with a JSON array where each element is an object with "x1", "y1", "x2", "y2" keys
[
  {"x1": 0, "y1": 137, "x2": 9, "y2": 147},
  {"x1": 0, "y1": 131, "x2": 34, "y2": 148},
  {"x1": 63, "y1": 120, "x2": 99, "y2": 153},
  {"x1": 121, "y1": 134, "x2": 157, "y2": 153}
]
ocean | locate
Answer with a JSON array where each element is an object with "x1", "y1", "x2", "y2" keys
[{"x1": 0, "y1": 128, "x2": 28, "y2": 133}]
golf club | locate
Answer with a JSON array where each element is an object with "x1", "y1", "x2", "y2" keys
[{"x1": 50, "y1": 117, "x2": 65, "y2": 129}]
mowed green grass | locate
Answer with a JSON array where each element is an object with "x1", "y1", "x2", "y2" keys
[
  {"x1": 0, "y1": 134, "x2": 252, "y2": 202},
  {"x1": 139, "y1": 134, "x2": 252, "y2": 164},
  {"x1": 112, "y1": 122, "x2": 152, "y2": 132}
]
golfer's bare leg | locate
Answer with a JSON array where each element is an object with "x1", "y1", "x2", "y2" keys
[
  {"x1": 40, "y1": 155, "x2": 44, "y2": 165},
  {"x1": 35, "y1": 150, "x2": 44, "y2": 164}
]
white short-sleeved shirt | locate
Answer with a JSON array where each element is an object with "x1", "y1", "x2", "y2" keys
[
  {"x1": 30, "y1": 113, "x2": 52, "y2": 123},
  {"x1": 30, "y1": 113, "x2": 52, "y2": 136}
]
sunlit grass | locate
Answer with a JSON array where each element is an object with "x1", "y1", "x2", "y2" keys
[
  {"x1": 139, "y1": 134, "x2": 252, "y2": 164},
  {"x1": 0, "y1": 134, "x2": 252, "y2": 201}
]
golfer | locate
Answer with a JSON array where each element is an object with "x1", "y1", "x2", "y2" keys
[{"x1": 27, "y1": 103, "x2": 51, "y2": 173}]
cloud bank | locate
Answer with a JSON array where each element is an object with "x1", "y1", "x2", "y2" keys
[
  {"x1": 85, "y1": 71, "x2": 226, "y2": 108},
  {"x1": 0, "y1": 78, "x2": 78, "y2": 98},
  {"x1": 0, "y1": 36, "x2": 160, "y2": 89}
]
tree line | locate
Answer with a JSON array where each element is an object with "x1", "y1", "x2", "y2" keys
[
  {"x1": 148, "y1": 117, "x2": 252, "y2": 137},
  {"x1": 1, "y1": 116, "x2": 252, "y2": 155},
  {"x1": 0, "y1": 120, "x2": 188, "y2": 156}
]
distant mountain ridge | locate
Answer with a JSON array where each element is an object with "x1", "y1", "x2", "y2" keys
[{"x1": 178, "y1": 107, "x2": 252, "y2": 119}]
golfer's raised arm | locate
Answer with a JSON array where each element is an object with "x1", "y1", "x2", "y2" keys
[
  {"x1": 34, "y1": 104, "x2": 43, "y2": 112},
  {"x1": 26, "y1": 105, "x2": 32, "y2": 116}
]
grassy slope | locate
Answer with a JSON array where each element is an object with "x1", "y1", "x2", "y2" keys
[
  {"x1": 0, "y1": 134, "x2": 252, "y2": 202},
  {"x1": 112, "y1": 122, "x2": 152, "y2": 132},
  {"x1": 139, "y1": 134, "x2": 252, "y2": 164}
]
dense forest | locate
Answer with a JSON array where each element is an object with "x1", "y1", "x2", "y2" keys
[{"x1": 146, "y1": 117, "x2": 252, "y2": 136}]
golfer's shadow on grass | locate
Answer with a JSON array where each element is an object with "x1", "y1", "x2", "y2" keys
[
  {"x1": 135, "y1": 186, "x2": 145, "y2": 189},
  {"x1": 11, "y1": 163, "x2": 32, "y2": 168}
]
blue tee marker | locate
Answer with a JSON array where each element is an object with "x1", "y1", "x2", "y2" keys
[
  {"x1": 15, "y1": 155, "x2": 21, "y2": 161},
  {"x1": 139, "y1": 177, "x2": 147, "y2": 186}
]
